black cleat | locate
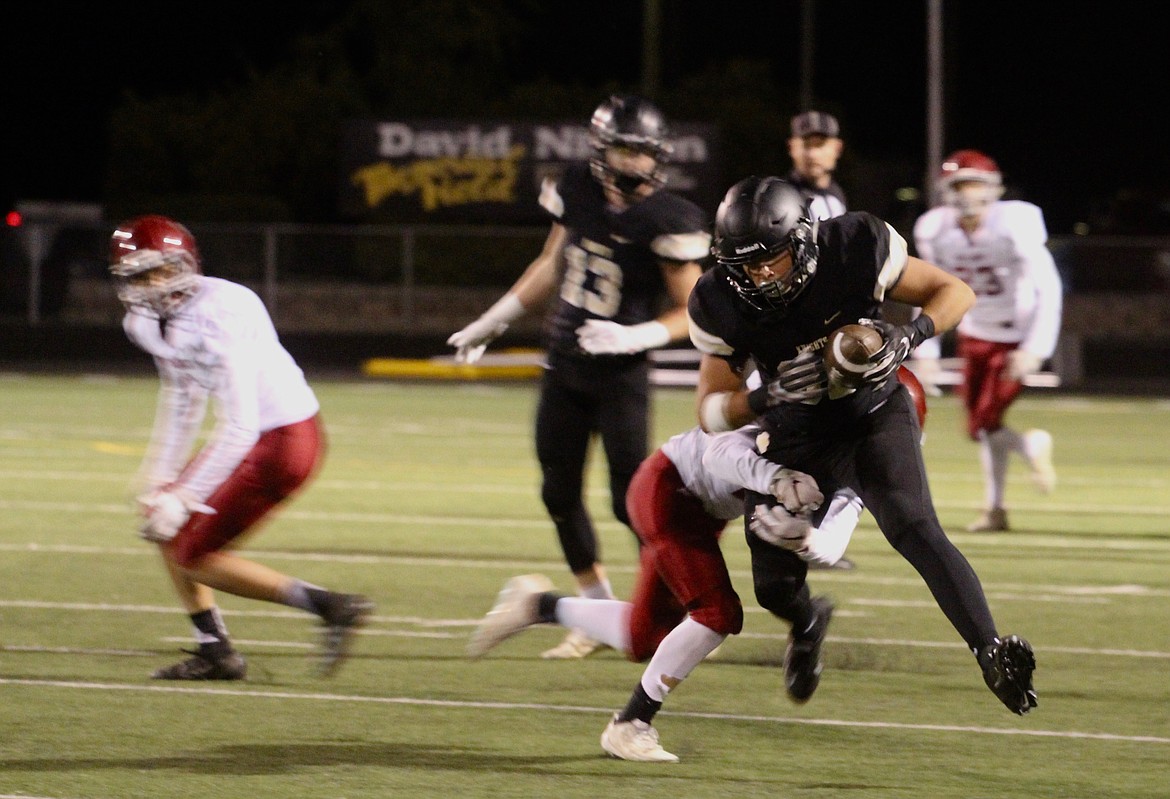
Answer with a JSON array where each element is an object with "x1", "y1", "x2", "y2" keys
[
  {"x1": 784, "y1": 596, "x2": 833, "y2": 703},
  {"x1": 152, "y1": 649, "x2": 247, "y2": 681},
  {"x1": 979, "y1": 634, "x2": 1038, "y2": 715},
  {"x1": 317, "y1": 592, "x2": 374, "y2": 677}
]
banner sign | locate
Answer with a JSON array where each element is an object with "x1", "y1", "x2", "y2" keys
[{"x1": 339, "y1": 119, "x2": 723, "y2": 223}]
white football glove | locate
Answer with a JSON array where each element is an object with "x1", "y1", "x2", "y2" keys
[
  {"x1": 446, "y1": 293, "x2": 525, "y2": 364},
  {"x1": 1007, "y1": 350, "x2": 1043, "y2": 380},
  {"x1": 769, "y1": 468, "x2": 824, "y2": 514},
  {"x1": 137, "y1": 488, "x2": 215, "y2": 543},
  {"x1": 575, "y1": 319, "x2": 670, "y2": 355},
  {"x1": 749, "y1": 504, "x2": 813, "y2": 552}
]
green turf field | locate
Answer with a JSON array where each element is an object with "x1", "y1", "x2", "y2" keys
[{"x1": 1, "y1": 374, "x2": 1167, "y2": 798}]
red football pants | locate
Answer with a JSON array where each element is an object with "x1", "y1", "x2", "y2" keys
[
  {"x1": 958, "y1": 335, "x2": 1024, "y2": 440},
  {"x1": 168, "y1": 415, "x2": 325, "y2": 567},
  {"x1": 623, "y1": 449, "x2": 743, "y2": 662}
]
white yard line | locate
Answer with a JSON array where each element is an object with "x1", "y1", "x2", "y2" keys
[
  {"x1": 1, "y1": 678, "x2": 1167, "y2": 745},
  {"x1": 3, "y1": 497, "x2": 1170, "y2": 535},
  {"x1": 3, "y1": 600, "x2": 1168, "y2": 659},
  {"x1": 3, "y1": 467, "x2": 1169, "y2": 494}
]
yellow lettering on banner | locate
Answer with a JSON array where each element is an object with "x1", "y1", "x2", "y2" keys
[{"x1": 351, "y1": 145, "x2": 526, "y2": 211}]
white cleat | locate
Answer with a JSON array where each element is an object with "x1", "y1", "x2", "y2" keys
[
  {"x1": 467, "y1": 574, "x2": 554, "y2": 658},
  {"x1": 600, "y1": 714, "x2": 679, "y2": 763},
  {"x1": 1023, "y1": 429, "x2": 1056, "y2": 494},
  {"x1": 966, "y1": 507, "x2": 1009, "y2": 533},
  {"x1": 541, "y1": 628, "x2": 608, "y2": 660}
]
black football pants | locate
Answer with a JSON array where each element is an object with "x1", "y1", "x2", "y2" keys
[
  {"x1": 535, "y1": 354, "x2": 650, "y2": 573},
  {"x1": 750, "y1": 386, "x2": 999, "y2": 652}
]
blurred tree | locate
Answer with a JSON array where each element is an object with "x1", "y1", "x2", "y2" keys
[{"x1": 102, "y1": 0, "x2": 807, "y2": 223}]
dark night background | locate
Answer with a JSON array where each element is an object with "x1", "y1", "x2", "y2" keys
[{"x1": 3, "y1": 0, "x2": 1169, "y2": 234}]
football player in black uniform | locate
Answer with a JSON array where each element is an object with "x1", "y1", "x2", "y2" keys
[
  {"x1": 448, "y1": 96, "x2": 710, "y2": 659},
  {"x1": 687, "y1": 175, "x2": 1037, "y2": 715}
]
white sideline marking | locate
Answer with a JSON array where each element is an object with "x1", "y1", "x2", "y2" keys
[{"x1": 1, "y1": 678, "x2": 1166, "y2": 745}]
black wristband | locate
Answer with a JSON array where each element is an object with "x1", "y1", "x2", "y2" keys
[
  {"x1": 747, "y1": 384, "x2": 771, "y2": 415},
  {"x1": 907, "y1": 314, "x2": 936, "y2": 348}
]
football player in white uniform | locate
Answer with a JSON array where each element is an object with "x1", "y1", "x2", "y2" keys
[
  {"x1": 466, "y1": 426, "x2": 867, "y2": 762},
  {"x1": 469, "y1": 368, "x2": 928, "y2": 762},
  {"x1": 912, "y1": 151, "x2": 1064, "y2": 532},
  {"x1": 110, "y1": 215, "x2": 373, "y2": 680}
]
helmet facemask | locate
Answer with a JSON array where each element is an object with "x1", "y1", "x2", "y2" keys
[
  {"x1": 588, "y1": 95, "x2": 673, "y2": 202},
  {"x1": 723, "y1": 216, "x2": 819, "y2": 313},
  {"x1": 110, "y1": 249, "x2": 200, "y2": 318},
  {"x1": 938, "y1": 150, "x2": 1004, "y2": 218},
  {"x1": 589, "y1": 142, "x2": 671, "y2": 201},
  {"x1": 944, "y1": 179, "x2": 1004, "y2": 218}
]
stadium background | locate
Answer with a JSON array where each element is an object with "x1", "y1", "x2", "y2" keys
[{"x1": 2, "y1": 0, "x2": 1169, "y2": 389}]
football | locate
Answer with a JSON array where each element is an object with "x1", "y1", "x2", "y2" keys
[{"x1": 823, "y1": 323, "x2": 885, "y2": 391}]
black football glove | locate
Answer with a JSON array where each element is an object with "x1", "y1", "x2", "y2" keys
[
  {"x1": 748, "y1": 350, "x2": 828, "y2": 413},
  {"x1": 859, "y1": 315, "x2": 936, "y2": 385}
]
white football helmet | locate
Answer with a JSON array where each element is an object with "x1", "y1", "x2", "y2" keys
[
  {"x1": 109, "y1": 215, "x2": 202, "y2": 318},
  {"x1": 939, "y1": 149, "x2": 1004, "y2": 218}
]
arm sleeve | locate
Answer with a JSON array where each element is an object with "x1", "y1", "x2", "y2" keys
[
  {"x1": 173, "y1": 318, "x2": 263, "y2": 503},
  {"x1": 801, "y1": 489, "x2": 864, "y2": 567},
  {"x1": 137, "y1": 360, "x2": 207, "y2": 491},
  {"x1": 1014, "y1": 207, "x2": 1063, "y2": 358},
  {"x1": 701, "y1": 426, "x2": 780, "y2": 495}
]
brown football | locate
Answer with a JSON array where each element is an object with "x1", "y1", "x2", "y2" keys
[{"x1": 823, "y1": 323, "x2": 885, "y2": 389}]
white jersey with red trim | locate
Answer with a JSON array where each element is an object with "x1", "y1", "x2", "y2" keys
[
  {"x1": 123, "y1": 276, "x2": 319, "y2": 501},
  {"x1": 660, "y1": 425, "x2": 776, "y2": 520},
  {"x1": 913, "y1": 200, "x2": 1062, "y2": 357}
]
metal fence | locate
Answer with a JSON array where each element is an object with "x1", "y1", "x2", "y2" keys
[{"x1": 4, "y1": 219, "x2": 1170, "y2": 385}]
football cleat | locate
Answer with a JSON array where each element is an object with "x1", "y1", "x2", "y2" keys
[
  {"x1": 541, "y1": 628, "x2": 609, "y2": 660},
  {"x1": 152, "y1": 648, "x2": 247, "y2": 681},
  {"x1": 317, "y1": 592, "x2": 375, "y2": 677},
  {"x1": 967, "y1": 507, "x2": 1009, "y2": 533},
  {"x1": 600, "y1": 714, "x2": 679, "y2": 763},
  {"x1": 783, "y1": 596, "x2": 833, "y2": 703},
  {"x1": 468, "y1": 574, "x2": 554, "y2": 658},
  {"x1": 979, "y1": 634, "x2": 1038, "y2": 715},
  {"x1": 1023, "y1": 429, "x2": 1056, "y2": 493}
]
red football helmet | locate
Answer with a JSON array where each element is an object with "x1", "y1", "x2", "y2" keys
[
  {"x1": 897, "y1": 364, "x2": 928, "y2": 430},
  {"x1": 109, "y1": 215, "x2": 202, "y2": 317},
  {"x1": 938, "y1": 149, "x2": 1004, "y2": 217}
]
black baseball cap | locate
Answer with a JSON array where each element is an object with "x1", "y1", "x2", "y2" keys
[{"x1": 791, "y1": 111, "x2": 840, "y2": 138}]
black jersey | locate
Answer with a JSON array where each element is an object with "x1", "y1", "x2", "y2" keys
[
  {"x1": 688, "y1": 211, "x2": 910, "y2": 427},
  {"x1": 540, "y1": 163, "x2": 709, "y2": 356}
]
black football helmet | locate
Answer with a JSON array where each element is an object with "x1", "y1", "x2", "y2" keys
[
  {"x1": 588, "y1": 94, "x2": 673, "y2": 196},
  {"x1": 712, "y1": 175, "x2": 819, "y2": 312}
]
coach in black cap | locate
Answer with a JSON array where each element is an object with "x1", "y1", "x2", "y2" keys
[{"x1": 787, "y1": 110, "x2": 847, "y2": 220}]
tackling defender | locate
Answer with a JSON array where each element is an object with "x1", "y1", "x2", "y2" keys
[
  {"x1": 467, "y1": 418, "x2": 869, "y2": 761},
  {"x1": 465, "y1": 369, "x2": 934, "y2": 762}
]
